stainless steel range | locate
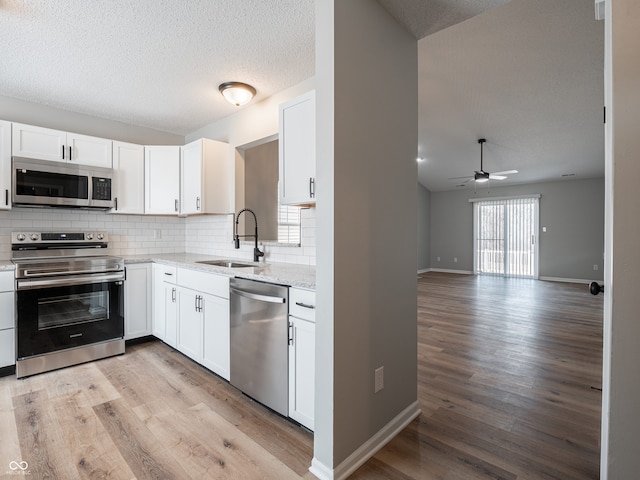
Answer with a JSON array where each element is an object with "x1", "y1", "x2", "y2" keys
[{"x1": 12, "y1": 232, "x2": 125, "y2": 378}]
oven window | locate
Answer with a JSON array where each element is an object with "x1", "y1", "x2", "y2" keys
[
  {"x1": 38, "y1": 290, "x2": 109, "y2": 330},
  {"x1": 16, "y1": 169, "x2": 89, "y2": 199}
]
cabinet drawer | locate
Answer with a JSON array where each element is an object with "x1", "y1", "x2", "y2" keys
[
  {"x1": 177, "y1": 268, "x2": 229, "y2": 298},
  {"x1": 0, "y1": 271, "x2": 13, "y2": 292},
  {"x1": 154, "y1": 264, "x2": 177, "y2": 284},
  {"x1": 0, "y1": 291, "x2": 14, "y2": 330},
  {"x1": 289, "y1": 287, "x2": 316, "y2": 322}
]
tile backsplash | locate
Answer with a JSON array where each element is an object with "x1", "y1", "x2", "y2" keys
[{"x1": 0, "y1": 206, "x2": 316, "y2": 266}]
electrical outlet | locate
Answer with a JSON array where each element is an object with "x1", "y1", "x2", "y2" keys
[
  {"x1": 374, "y1": 366, "x2": 384, "y2": 393},
  {"x1": 542, "y1": 226, "x2": 547, "y2": 232},
  {"x1": 453, "y1": 257, "x2": 458, "y2": 263},
  {"x1": 437, "y1": 256, "x2": 441, "y2": 262},
  {"x1": 593, "y1": 264, "x2": 599, "y2": 271},
  {"x1": 154, "y1": 229, "x2": 162, "y2": 239}
]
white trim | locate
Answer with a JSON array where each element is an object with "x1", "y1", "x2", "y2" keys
[
  {"x1": 428, "y1": 268, "x2": 474, "y2": 275},
  {"x1": 417, "y1": 268, "x2": 430, "y2": 274},
  {"x1": 539, "y1": 276, "x2": 604, "y2": 285},
  {"x1": 309, "y1": 401, "x2": 421, "y2": 480},
  {"x1": 468, "y1": 194, "x2": 541, "y2": 203}
]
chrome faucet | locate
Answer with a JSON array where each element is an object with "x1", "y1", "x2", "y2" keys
[{"x1": 234, "y1": 208, "x2": 264, "y2": 262}]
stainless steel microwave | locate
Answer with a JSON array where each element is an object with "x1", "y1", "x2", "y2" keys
[{"x1": 12, "y1": 157, "x2": 114, "y2": 209}]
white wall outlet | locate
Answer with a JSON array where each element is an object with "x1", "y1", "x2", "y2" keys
[
  {"x1": 437, "y1": 256, "x2": 441, "y2": 262},
  {"x1": 154, "y1": 229, "x2": 162, "y2": 239},
  {"x1": 453, "y1": 257, "x2": 458, "y2": 263},
  {"x1": 542, "y1": 226, "x2": 547, "y2": 232},
  {"x1": 593, "y1": 264, "x2": 599, "y2": 271},
  {"x1": 374, "y1": 366, "x2": 384, "y2": 393}
]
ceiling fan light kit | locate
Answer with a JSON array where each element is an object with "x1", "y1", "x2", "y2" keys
[{"x1": 448, "y1": 138, "x2": 518, "y2": 186}]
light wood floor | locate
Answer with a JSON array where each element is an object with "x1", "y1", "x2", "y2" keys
[{"x1": 0, "y1": 272, "x2": 602, "y2": 479}]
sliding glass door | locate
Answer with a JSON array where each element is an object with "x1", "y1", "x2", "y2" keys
[{"x1": 473, "y1": 196, "x2": 539, "y2": 278}]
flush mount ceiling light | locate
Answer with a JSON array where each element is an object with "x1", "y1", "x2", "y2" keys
[{"x1": 219, "y1": 82, "x2": 256, "y2": 106}]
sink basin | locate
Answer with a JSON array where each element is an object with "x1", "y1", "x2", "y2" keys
[{"x1": 197, "y1": 260, "x2": 256, "y2": 268}]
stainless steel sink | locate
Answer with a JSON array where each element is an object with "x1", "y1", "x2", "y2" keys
[{"x1": 196, "y1": 259, "x2": 256, "y2": 268}]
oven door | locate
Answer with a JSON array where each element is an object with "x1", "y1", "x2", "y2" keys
[{"x1": 16, "y1": 273, "x2": 124, "y2": 359}]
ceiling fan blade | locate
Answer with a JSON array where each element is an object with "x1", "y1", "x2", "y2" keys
[
  {"x1": 491, "y1": 169, "x2": 518, "y2": 176},
  {"x1": 489, "y1": 174, "x2": 507, "y2": 180},
  {"x1": 448, "y1": 175, "x2": 474, "y2": 180}
]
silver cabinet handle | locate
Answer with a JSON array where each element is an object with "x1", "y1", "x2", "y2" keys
[
  {"x1": 288, "y1": 322, "x2": 294, "y2": 345},
  {"x1": 196, "y1": 197, "x2": 201, "y2": 211},
  {"x1": 295, "y1": 301, "x2": 315, "y2": 309},
  {"x1": 164, "y1": 272, "x2": 173, "y2": 276},
  {"x1": 230, "y1": 287, "x2": 286, "y2": 304},
  {"x1": 171, "y1": 287, "x2": 176, "y2": 302},
  {"x1": 309, "y1": 177, "x2": 315, "y2": 198},
  {"x1": 174, "y1": 199, "x2": 179, "y2": 212}
]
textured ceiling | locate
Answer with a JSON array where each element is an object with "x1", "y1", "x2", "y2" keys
[
  {"x1": 416, "y1": 0, "x2": 605, "y2": 191},
  {"x1": 0, "y1": 0, "x2": 604, "y2": 192},
  {"x1": 0, "y1": 0, "x2": 315, "y2": 135}
]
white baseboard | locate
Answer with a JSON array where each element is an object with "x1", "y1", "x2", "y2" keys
[
  {"x1": 426, "y1": 268, "x2": 473, "y2": 275},
  {"x1": 417, "y1": 268, "x2": 430, "y2": 274},
  {"x1": 309, "y1": 401, "x2": 421, "y2": 480},
  {"x1": 539, "y1": 276, "x2": 604, "y2": 285}
]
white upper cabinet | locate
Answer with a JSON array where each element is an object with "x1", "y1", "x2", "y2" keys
[
  {"x1": 112, "y1": 141, "x2": 145, "y2": 214},
  {"x1": 145, "y1": 146, "x2": 180, "y2": 215},
  {"x1": 279, "y1": 90, "x2": 316, "y2": 205},
  {"x1": 12, "y1": 123, "x2": 112, "y2": 168},
  {"x1": 67, "y1": 132, "x2": 113, "y2": 168},
  {"x1": 0, "y1": 120, "x2": 11, "y2": 210},
  {"x1": 180, "y1": 138, "x2": 233, "y2": 215}
]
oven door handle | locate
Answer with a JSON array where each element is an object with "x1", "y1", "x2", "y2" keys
[{"x1": 17, "y1": 272, "x2": 125, "y2": 290}]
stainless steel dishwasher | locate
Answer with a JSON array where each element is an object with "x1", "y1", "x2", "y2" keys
[{"x1": 229, "y1": 277, "x2": 289, "y2": 416}]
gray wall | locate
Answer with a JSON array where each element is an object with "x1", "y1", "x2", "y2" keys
[
  {"x1": 243, "y1": 140, "x2": 279, "y2": 241},
  {"x1": 0, "y1": 95, "x2": 184, "y2": 145},
  {"x1": 315, "y1": 0, "x2": 418, "y2": 471},
  {"x1": 430, "y1": 178, "x2": 605, "y2": 280},
  {"x1": 417, "y1": 183, "x2": 431, "y2": 271},
  {"x1": 602, "y1": 1, "x2": 640, "y2": 476}
]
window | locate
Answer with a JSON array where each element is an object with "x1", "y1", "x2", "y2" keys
[
  {"x1": 472, "y1": 196, "x2": 539, "y2": 278},
  {"x1": 278, "y1": 204, "x2": 301, "y2": 244}
]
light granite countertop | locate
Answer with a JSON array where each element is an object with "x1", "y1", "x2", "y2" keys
[
  {"x1": 123, "y1": 253, "x2": 316, "y2": 290},
  {"x1": 0, "y1": 261, "x2": 15, "y2": 272}
]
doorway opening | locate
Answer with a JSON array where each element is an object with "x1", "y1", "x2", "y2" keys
[{"x1": 472, "y1": 196, "x2": 539, "y2": 278}]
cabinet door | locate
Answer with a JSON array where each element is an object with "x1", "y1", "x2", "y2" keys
[
  {"x1": 288, "y1": 316, "x2": 315, "y2": 430},
  {"x1": 12, "y1": 122, "x2": 66, "y2": 162},
  {"x1": 145, "y1": 146, "x2": 180, "y2": 214},
  {"x1": 0, "y1": 290, "x2": 15, "y2": 331},
  {"x1": 279, "y1": 90, "x2": 316, "y2": 205},
  {"x1": 0, "y1": 328, "x2": 15, "y2": 368},
  {"x1": 0, "y1": 120, "x2": 10, "y2": 210},
  {"x1": 112, "y1": 141, "x2": 145, "y2": 214},
  {"x1": 124, "y1": 264, "x2": 151, "y2": 340},
  {"x1": 67, "y1": 133, "x2": 112, "y2": 168},
  {"x1": 152, "y1": 264, "x2": 177, "y2": 341},
  {"x1": 202, "y1": 293, "x2": 230, "y2": 380},
  {"x1": 177, "y1": 288, "x2": 203, "y2": 362},
  {"x1": 180, "y1": 140, "x2": 203, "y2": 215},
  {"x1": 164, "y1": 285, "x2": 178, "y2": 347}
]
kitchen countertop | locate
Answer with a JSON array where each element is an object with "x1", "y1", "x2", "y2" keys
[
  {"x1": 0, "y1": 261, "x2": 15, "y2": 272},
  {"x1": 122, "y1": 253, "x2": 316, "y2": 289}
]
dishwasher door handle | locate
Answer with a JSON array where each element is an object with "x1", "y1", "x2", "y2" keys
[{"x1": 230, "y1": 287, "x2": 286, "y2": 304}]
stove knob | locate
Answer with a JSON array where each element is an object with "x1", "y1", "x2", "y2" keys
[
  {"x1": 86, "y1": 233, "x2": 94, "y2": 240},
  {"x1": 30, "y1": 233, "x2": 39, "y2": 241},
  {"x1": 16, "y1": 233, "x2": 25, "y2": 241},
  {"x1": 97, "y1": 233, "x2": 104, "y2": 240}
]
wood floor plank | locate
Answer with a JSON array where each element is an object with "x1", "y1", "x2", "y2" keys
[
  {"x1": 93, "y1": 398, "x2": 186, "y2": 479},
  {"x1": 49, "y1": 390, "x2": 136, "y2": 480},
  {"x1": 12, "y1": 389, "x2": 81, "y2": 480}
]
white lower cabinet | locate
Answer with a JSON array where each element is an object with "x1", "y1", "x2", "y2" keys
[
  {"x1": 174, "y1": 268, "x2": 230, "y2": 380},
  {"x1": 0, "y1": 271, "x2": 15, "y2": 369},
  {"x1": 288, "y1": 287, "x2": 316, "y2": 430},
  {"x1": 152, "y1": 264, "x2": 178, "y2": 347},
  {"x1": 124, "y1": 263, "x2": 152, "y2": 340}
]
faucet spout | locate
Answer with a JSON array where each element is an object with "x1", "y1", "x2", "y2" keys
[{"x1": 234, "y1": 208, "x2": 264, "y2": 262}]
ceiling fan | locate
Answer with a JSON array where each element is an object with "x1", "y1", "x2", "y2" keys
[{"x1": 449, "y1": 138, "x2": 518, "y2": 185}]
